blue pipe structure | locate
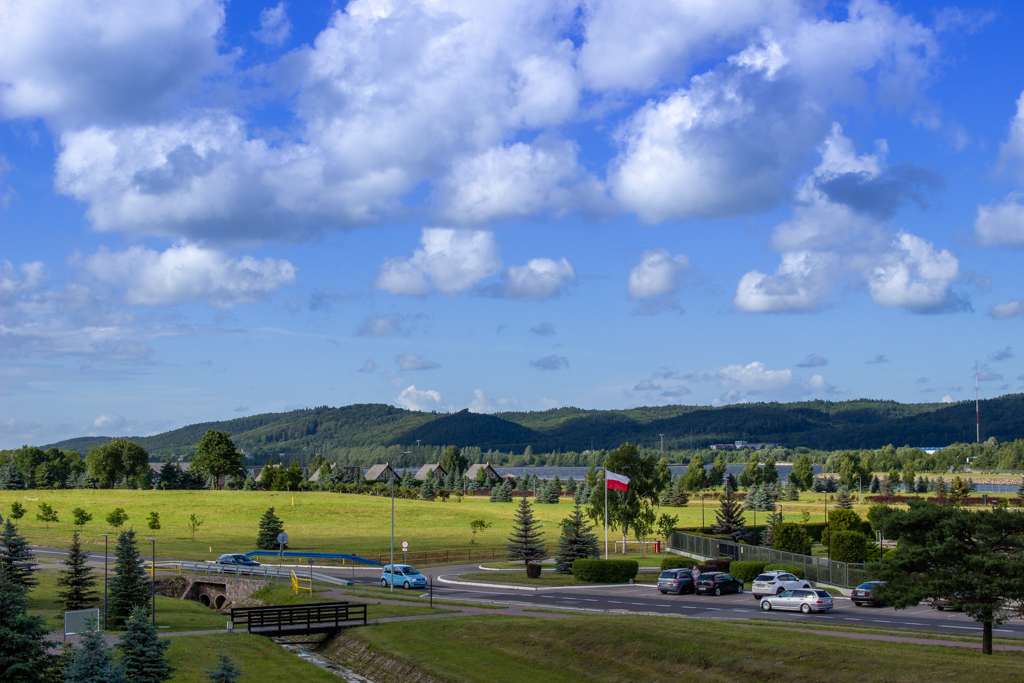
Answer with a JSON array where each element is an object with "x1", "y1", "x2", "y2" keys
[{"x1": 243, "y1": 550, "x2": 384, "y2": 566}]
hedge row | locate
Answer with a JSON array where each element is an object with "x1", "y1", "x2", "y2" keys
[
  {"x1": 729, "y1": 561, "x2": 768, "y2": 583},
  {"x1": 571, "y1": 559, "x2": 639, "y2": 583}
]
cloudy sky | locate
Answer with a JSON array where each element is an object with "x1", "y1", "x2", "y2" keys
[{"x1": 2, "y1": 0, "x2": 1023, "y2": 447}]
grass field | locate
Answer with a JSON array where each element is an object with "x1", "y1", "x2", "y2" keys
[
  {"x1": 458, "y1": 572, "x2": 658, "y2": 586},
  {"x1": 0, "y1": 489, "x2": 858, "y2": 562},
  {"x1": 326, "y1": 614, "x2": 1024, "y2": 683},
  {"x1": 167, "y1": 634, "x2": 338, "y2": 683}
]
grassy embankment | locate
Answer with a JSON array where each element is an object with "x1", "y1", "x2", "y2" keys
[{"x1": 325, "y1": 614, "x2": 1024, "y2": 683}]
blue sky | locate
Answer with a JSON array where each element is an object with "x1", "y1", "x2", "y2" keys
[{"x1": 2, "y1": 0, "x2": 1023, "y2": 448}]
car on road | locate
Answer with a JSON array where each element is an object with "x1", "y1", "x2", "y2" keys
[
  {"x1": 760, "y1": 589, "x2": 834, "y2": 613},
  {"x1": 751, "y1": 571, "x2": 812, "y2": 599},
  {"x1": 851, "y1": 581, "x2": 887, "y2": 607},
  {"x1": 657, "y1": 569, "x2": 695, "y2": 595},
  {"x1": 215, "y1": 554, "x2": 261, "y2": 567},
  {"x1": 381, "y1": 564, "x2": 428, "y2": 589},
  {"x1": 929, "y1": 596, "x2": 964, "y2": 611},
  {"x1": 694, "y1": 572, "x2": 743, "y2": 596}
]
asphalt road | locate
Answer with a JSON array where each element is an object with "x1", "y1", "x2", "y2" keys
[{"x1": 32, "y1": 546, "x2": 1024, "y2": 639}]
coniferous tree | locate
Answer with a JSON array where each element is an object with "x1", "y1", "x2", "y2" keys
[
  {"x1": 713, "y1": 481, "x2": 748, "y2": 542},
  {"x1": 669, "y1": 478, "x2": 690, "y2": 507},
  {"x1": 506, "y1": 497, "x2": 546, "y2": 568},
  {"x1": 783, "y1": 478, "x2": 800, "y2": 501},
  {"x1": 242, "y1": 473, "x2": 256, "y2": 491},
  {"x1": 658, "y1": 480, "x2": 673, "y2": 507},
  {"x1": 761, "y1": 455, "x2": 779, "y2": 486},
  {"x1": 205, "y1": 655, "x2": 242, "y2": 683},
  {"x1": 107, "y1": 530, "x2": 149, "y2": 629},
  {"x1": 761, "y1": 511, "x2": 783, "y2": 547},
  {"x1": 835, "y1": 486, "x2": 854, "y2": 509},
  {"x1": 57, "y1": 531, "x2": 98, "y2": 612},
  {"x1": 1018, "y1": 476, "x2": 1024, "y2": 500},
  {"x1": 156, "y1": 462, "x2": 181, "y2": 490},
  {"x1": 0, "y1": 520, "x2": 37, "y2": 589},
  {"x1": 743, "y1": 484, "x2": 760, "y2": 511},
  {"x1": 707, "y1": 454, "x2": 727, "y2": 490},
  {"x1": 573, "y1": 484, "x2": 589, "y2": 505},
  {"x1": 116, "y1": 605, "x2": 173, "y2": 683},
  {"x1": 0, "y1": 570, "x2": 53, "y2": 683},
  {"x1": 418, "y1": 478, "x2": 436, "y2": 500},
  {"x1": 554, "y1": 502, "x2": 598, "y2": 573},
  {"x1": 789, "y1": 454, "x2": 814, "y2": 490},
  {"x1": 565, "y1": 476, "x2": 577, "y2": 493},
  {"x1": 64, "y1": 620, "x2": 125, "y2": 683},
  {"x1": 0, "y1": 461, "x2": 26, "y2": 490},
  {"x1": 870, "y1": 475, "x2": 881, "y2": 493},
  {"x1": 256, "y1": 508, "x2": 285, "y2": 550},
  {"x1": 738, "y1": 453, "x2": 761, "y2": 489}
]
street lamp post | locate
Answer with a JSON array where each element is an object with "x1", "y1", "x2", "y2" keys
[
  {"x1": 389, "y1": 462, "x2": 395, "y2": 594},
  {"x1": 99, "y1": 534, "x2": 109, "y2": 630},
  {"x1": 147, "y1": 538, "x2": 156, "y2": 626}
]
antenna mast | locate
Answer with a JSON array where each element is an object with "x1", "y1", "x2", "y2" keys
[{"x1": 975, "y1": 360, "x2": 980, "y2": 444}]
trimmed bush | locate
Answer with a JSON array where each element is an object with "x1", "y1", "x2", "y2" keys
[
  {"x1": 773, "y1": 523, "x2": 813, "y2": 555},
  {"x1": 729, "y1": 561, "x2": 768, "y2": 583},
  {"x1": 701, "y1": 557, "x2": 732, "y2": 573},
  {"x1": 764, "y1": 563, "x2": 805, "y2": 579},
  {"x1": 660, "y1": 556, "x2": 694, "y2": 571},
  {"x1": 526, "y1": 563, "x2": 542, "y2": 578},
  {"x1": 830, "y1": 530, "x2": 868, "y2": 563},
  {"x1": 571, "y1": 559, "x2": 639, "y2": 583}
]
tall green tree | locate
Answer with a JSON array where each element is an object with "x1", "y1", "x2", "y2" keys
[
  {"x1": 0, "y1": 520, "x2": 37, "y2": 589},
  {"x1": 738, "y1": 453, "x2": 761, "y2": 489},
  {"x1": 713, "y1": 480, "x2": 748, "y2": 542},
  {"x1": 506, "y1": 497, "x2": 546, "y2": 568},
  {"x1": 438, "y1": 446, "x2": 468, "y2": 478},
  {"x1": 190, "y1": 431, "x2": 244, "y2": 490},
  {"x1": 554, "y1": 502, "x2": 599, "y2": 573},
  {"x1": 682, "y1": 454, "x2": 705, "y2": 492},
  {"x1": 586, "y1": 443, "x2": 666, "y2": 552},
  {"x1": 256, "y1": 508, "x2": 285, "y2": 550},
  {"x1": 107, "y1": 530, "x2": 149, "y2": 629},
  {"x1": 789, "y1": 454, "x2": 814, "y2": 491},
  {"x1": 116, "y1": 605, "x2": 173, "y2": 683},
  {"x1": 707, "y1": 454, "x2": 727, "y2": 489},
  {"x1": 873, "y1": 501, "x2": 1024, "y2": 654},
  {"x1": 57, "y1": 531, "x2": 98, "y2": 612},
  {"x1": 761, "y1": 455, "x2": 779, "y2": 486},
  {"x1": 0, "y1": 570, "x2": 53, "y2": 683},
  {"x1": 64, "y1": 620, "x2": 125, "y2": 683},
  {"x1": 85, "y1": 439, "x2": 149, "y2": 489}
]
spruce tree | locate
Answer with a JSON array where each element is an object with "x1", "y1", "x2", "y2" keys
[
  {"x1": 713, "y1": 481, "x2": 748, "y2": 542},
  {"x1": 418, "y1": 478, "x2": 436, "y2": 500},
  {"x1": 116, "y1": 605, "x2": 173, "y2": 683},
  {"x1": 242, "y1": 473, "x2": 256, "y2": 491},
  {"x1": 0, "y1": 570, "x2": 53, "y2": 683},
  {"x1": 0, "y1": 520, "x2": 37, "y2": 589},
  {"x1": 57, "y1": 531, "x2": 98, "y2": 612},
  {"x1": 783, "y1": 478, "x2": 799, "y2": 501},
  {"x1": 533, "y1": 480, "x2": 548, "y2": 503},
  {"x1": 256, "y1": 508, "x2": 285, "y2": 550},
  {"x1": 565, "y1": 476, "x2": 577, "y2": 493},
  {"x1": 205, "y1": 654, "x2": 242, "y2": 683},
  {"x1": 0, "y1": 461, "x2": 25, "y2": 490},
  {"x1": 506, "y1": 497, "x2": 546, "y2": 568},
  {"x1": 835, "y1": 486, "x2": 854, "y2": 509},
  {"x1": 870, "y1": 475, "x2": 881, "y2": 493},
  {"x1": 658, "y1": 481, "x2": 673, "y2": 507},
  {"x1": 1018, "y1": 476, "x2": 1024, "y2": 500},
  {"x1": 107, "y1": 530, "x2": 149, "y2": 629},
  {"x1": 761, "y1": 511, "x2": 783, "y2": 547},
  {"x1": 573, "y1": 484, "x2": 589, "y2": 505},
  {"x1": 669, "y1": 479, "x2": 690, "y2": 507},
  {"x1": 554, "y1": 502, "x2": 598, "y2": 573},
  {"x1": 743, "y1": 484, "x2": 760, "y2": 511},
  {"x1": 64, "y1": 620, "x2": 125, "y2": 683}
]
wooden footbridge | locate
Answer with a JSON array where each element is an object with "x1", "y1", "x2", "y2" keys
[{"x1": 229, "y1": 601, "x2": 367, "y2": 637}]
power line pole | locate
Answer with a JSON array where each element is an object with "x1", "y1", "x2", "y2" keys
[
  {"x1": 659, "y1": 434, "x2": 664, "y2": 453},
  {"x1": 975, "y1": 359, "x2": 980, "y2": 443}
]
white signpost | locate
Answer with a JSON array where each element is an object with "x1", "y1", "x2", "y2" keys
[
  {"x1": 402, "y1": 540, "x2": 408, "y2": 563},
  {"x1": 277, "y1": 532, "x2": 289, "y2": 582},
  {"x1": 64, "y1": 608, "x2": 100, "y2": 641}
]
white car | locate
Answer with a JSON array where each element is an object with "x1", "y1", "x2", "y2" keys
[
  {"x1": 751, "y1": 571, "x2": 811, "y2": 599},
  {"x1": 760, "y1": 589, "x2": 834, "y2": 613}
]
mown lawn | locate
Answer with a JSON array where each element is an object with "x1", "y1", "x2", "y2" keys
[
  {"x1": 251, "y1": 583, "x2": 453, "y2": 619},
  {"x1": 3, "y1": 488, "x2": 907, "y2": 562},
  {"x1": 458, "y1": 572, "x2": 657, "y2": 586},
  {"x1": 167, "y1": 634, "x2": 338, "y2": 683},
  {"x1": 334, "y1": 614, "x2": 1024, "y2": 683}
]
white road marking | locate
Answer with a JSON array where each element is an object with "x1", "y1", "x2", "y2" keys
[{"x1": 939, "y1": 625, "x2": 981, "y2": 631}]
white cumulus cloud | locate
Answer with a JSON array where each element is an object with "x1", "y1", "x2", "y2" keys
[
  {"x1": 499, "y1": 258, "x2": 576, "y2": 300},
  {"x1": 989, "y1": 300, "x2": 1024, "y2": 319},
  {"x1": 395, "y1": 353, "x2": 440, "y2": 371},
  {"x1": 394, "y1": 385, "x2": 449, "y2": 412},
  {"x1": 715, "y1": 361, "x2": 835, "y2": 404},
  {"x1": 93, "y1": 413, "x2": 126, "y2": 431},
  {"x1": 375, "y1": 229, "x2": 502, "y2": 296},
  {"x1": 867, "y1": 233, "x2": 961, "y2": 312},
  {"x1": 628, "y1": 249, "x2": 690, "y2": 299},
  {"x1": 467, "y1": 389, "x2": 520, "y2": 413},
  {"x1": 974, "y1": 193, "x2": 1024, "y2": 248},
  {"x1": 254, "y1": 3, "x2": 291, "y2": 46}
]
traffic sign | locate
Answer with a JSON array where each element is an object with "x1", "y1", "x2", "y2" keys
[
  {"x1": 277, "y1": 532, "x2": 289, "y2": 546},
  {"x1": 401, "y1": 541, "x2": 408, "y2": 551}
]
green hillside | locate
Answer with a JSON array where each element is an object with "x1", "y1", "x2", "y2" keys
[{"x1": 43, "y1": 394, "x2": 1024, "y2": 462}]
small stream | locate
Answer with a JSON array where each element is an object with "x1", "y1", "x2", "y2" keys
[{"x1": 279, "y1": 642, "x2": 375, "y2": 683}]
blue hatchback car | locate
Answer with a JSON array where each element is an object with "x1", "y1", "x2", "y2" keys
[
  {"x1": 380, "y1": 564, "x2": 428, "y2": 589},
  {"x1": 215, "y1": 553, "x2": 261, "y2": 567}
]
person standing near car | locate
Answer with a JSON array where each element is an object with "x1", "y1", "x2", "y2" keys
[{"x1": 692, "y1": 565, "x2": 700, "y2": 580}]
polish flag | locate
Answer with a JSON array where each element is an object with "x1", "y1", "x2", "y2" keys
[{"x1": 606, "y1": 471, "x2": 630, "y2": 491}]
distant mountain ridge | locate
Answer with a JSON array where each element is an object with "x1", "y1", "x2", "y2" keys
[{"x1": 42, "y1": 394, "x2": 1024, "y2": 461}]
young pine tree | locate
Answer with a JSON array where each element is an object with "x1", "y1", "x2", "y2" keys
[
  {"x1": 669, "y1": 478, "x2": 690, "y2": 507},
  {"x1": 506, "y1": 497, "x2": 546, "y2": 569},
  {"x1": 761, "y1": 511, "x2": 783, "y2": 547},
  {"x1": 834, "y1": 486, "x2": 854, "y2": 509},
  {"x1": 116, "y1": 605, "x2": 173, "y2": 683},
  {"x1": 0, "y1": 570, "x2": 54, "y2": 683},
  {"x1": 57, "y1": 531, "x2": 98, "y2": 612},
  {"x1": 64, "y1": 620, "x2": 125, "y2": 683},
  {"x1": 418, "y1": 478, "x2": 436, "y2": 501},
  {"x1": 554, "y1": 502, "x2": 599, "y2": 573},
  {"x1": 784, "y1": 478, "x2": 800, "y2": 501},
  {"x1": 0, "y1": 519, "x2": 37, "y2": 589},
  {"x1": 107, "y1": 529, "x2": 150, "y2": 629},
  {"x1": 206, "y1": 654, "x2": 243, "y2": 683},
  {"x1": 713, "y1": 481, "x2": 748, "y2": 543},
  {"x1": 257, "y1": 508, "x2": 285, "y2": 550}
]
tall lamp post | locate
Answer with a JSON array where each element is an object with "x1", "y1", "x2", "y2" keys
[
  {"x1": 147, "y1": 538, "x2": 156, "y2": 626},
  {"x1": 100, "y1": 534, "x2": 109, "y2": 631},
  {"x1": 389, "y1": 462, "x2": 395, "y2": 594}
]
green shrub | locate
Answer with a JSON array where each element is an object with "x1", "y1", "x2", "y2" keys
[
  {"x1": 701, "y1": 557, "x2": 731, "y2": 573},
  {"x1": 660, "y1": 556, "x2": 694, "y2": 571},
  {"x1": 830, "y1": 531, "x2": 868, "y2": 563},
  {"x1": 773, "y1": 523, "x2": 813, "y2": 555},
  {"x1": 822, "y1": 509, "x2": 871, "y2": 546},
  {"x1": 764, "y1": 563, "x2": 805, "y2": 579},
  {"x1": 729, "y1": 561, "x2": 768, "y2": 583},
  {"x1": 571, "y1": 559, "x2": 639, "y2": 583}
]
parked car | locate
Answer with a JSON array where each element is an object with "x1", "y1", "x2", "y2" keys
[
  {"x1": 929, "y1": 596, "x2": 963, "y2": 611},
  {"x1": 694, "y1": 572, "x2": 744, "y2": 596},
  {"x1": 380, "y1": 564, "x2": 428, "y2": 589},
  {"x1": 215, "y1": 554, "x2": 261, "y2": 567},
  {"x1": 751, "y1": 571, "x2": 812, "y2": 599},
  {"x1": 851, "y1": 581, "x2": 887, "y2": 606},
  {"x1": 658, "y1": 569, "x2": 695, "y2": 595},
  {"x1": 760, "y1": 589, "x2": 834, "y2": 613}
]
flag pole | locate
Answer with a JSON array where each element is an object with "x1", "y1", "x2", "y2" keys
[{"x1": 604, "y1": 469, "x2": 608, "y2": 560}]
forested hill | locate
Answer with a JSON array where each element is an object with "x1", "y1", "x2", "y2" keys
[{"x1": 42, "y1": 394, "x2": 1024, "y2": 462}]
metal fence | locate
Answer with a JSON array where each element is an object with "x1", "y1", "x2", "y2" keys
[{"x1": 668, "y1": 531, "x2": 870, "y2": 589}]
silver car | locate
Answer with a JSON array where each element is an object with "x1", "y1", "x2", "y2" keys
[{"x1": 759, "y1": 589, "x2": 833, "y2": 613}]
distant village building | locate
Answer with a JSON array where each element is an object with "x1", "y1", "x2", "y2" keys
[
  {"x1": 711, "y1": 441, "x2": 779, "y2": 451},
  {"x1": 364, "y1": 463, "x2": 397, "y2": 481},
  {"x1": 465, "y1": 463, "x2": 501, "y2": 482},
  {"x1": 414, "y1": 463, "x2": 447, "y2": 481}
]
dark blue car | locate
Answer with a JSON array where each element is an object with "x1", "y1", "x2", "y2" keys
[{"x1": 215, "y1": 554, "x2": 261, "y2": 567}]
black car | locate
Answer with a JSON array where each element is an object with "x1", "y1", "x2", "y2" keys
[
  {"x1": 657, "y1": 569, "x2": 695, "y2": 595},
  {"x1": 694, "y1": 572, "x2": 744, "y2": 596},
  {"x1": 851, "y1": 581, "x2": 886, "y2": 607}
]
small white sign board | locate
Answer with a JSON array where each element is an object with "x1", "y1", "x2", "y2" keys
[
  {"x1": 64, "y1": 608, "x2": 100, "y2": 637},
  {"x1": 401, "y1": 541, "x2": 408, "y2": 551}
]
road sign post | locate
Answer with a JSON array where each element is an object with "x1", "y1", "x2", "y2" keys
[
  {"x1": 402, "y1": 540, "x2": 408, "y2": 564},
  {"x1": 277, "y1": 532, "x2": 289, "y2": 583}
]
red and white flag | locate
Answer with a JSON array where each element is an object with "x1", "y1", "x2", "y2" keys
[{"x1": 606, "y1": 470, "x2": 630, "y2": 491}]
